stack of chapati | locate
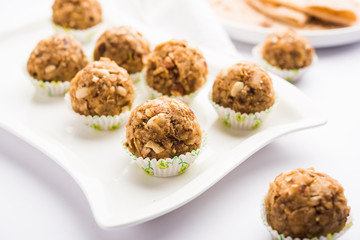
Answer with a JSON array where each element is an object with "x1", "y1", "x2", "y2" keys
[{"x1": 245, "y1": 0, "x2": 359, "y2": 27}]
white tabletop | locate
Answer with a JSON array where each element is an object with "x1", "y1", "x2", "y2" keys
[{"x1": 1, "y1": 1, "x2": 360, "y2": 239}]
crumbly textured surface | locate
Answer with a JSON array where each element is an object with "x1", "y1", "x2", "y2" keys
[
  {"x1": 27, "y1": 33, "x2": 88, "y2": 82},
  {"x1": 265, "y1": 168, "x2": 350, "y2": 239},
  {"x1": 93, "y1": 26, "x2": 150, "y2": 74},
  {"x1": 212, "y1": 62, "x2": 275, "y2": 114},
  {"x1": 145, "y1": 39, "x2": 208, "y2": 96},
  {"x1": 262, "y1": 29, "x2": 314, "y2": 69},
  {"x1": 69, "y1": 58, "x2": 134, "y2": 116},
  {"x1": 125, "y1": 97, "x2": 202, "y2": 159},
  {"x1": 52, "y1": 0, "x2": 102, "y2": 30}
]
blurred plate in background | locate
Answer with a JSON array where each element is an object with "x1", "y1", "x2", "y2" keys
[{"x1": 222, "y1": 18, "x2": 360, "y2": 48}]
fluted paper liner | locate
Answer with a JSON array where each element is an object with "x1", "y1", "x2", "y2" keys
[
  {"x1": 130, "y1": 72, "x2": 144, "y2": 84},
  {"x1": 53, "y1": 22, "x2": 102, "y2": 43},
  {"x1": 252, "y1": 44, "x2": 317, "y2": 83},
  {"x1": 261, "y1": 202, "x2": 353, "y2": 240},
  {"x1": 144, "y1": 85, "x2": 199, "y2": 105},
  {"x1": 65, "y1": 93, "x2": 129, "y2": 131},
  {"x1": 123, "y1": 133, "x2": 207, "y2": 177},
  {"x1": 28, "y1": 74, "x2": 69, "y2": 97},
  {"x1": 209, "y1": 92, "x2": 278, "y2": 130}
]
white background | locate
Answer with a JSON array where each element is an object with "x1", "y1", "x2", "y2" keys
[{"x1": 0, "y1": 1, "x2": 359, "y2": 239}]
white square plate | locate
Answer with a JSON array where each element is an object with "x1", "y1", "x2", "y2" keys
[{"x1": 0, "y1": 19, "x2": 326, "y2": 228}]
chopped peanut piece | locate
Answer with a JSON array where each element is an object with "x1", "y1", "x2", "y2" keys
[
  {"x1": 145, "y1": 141, "x2": 164, "y2": 154},
  {"x1": 230, "y1": 81, "x2": 244, "y2": 97},
  {"x1": 75, "y1": 87, "x2": 88, "y2": 98}
]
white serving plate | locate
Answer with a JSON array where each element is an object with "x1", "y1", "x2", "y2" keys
[
  {"x1": 0, "y1": 19, "x2": 326, "y2": 229},
  {"x1": 222, "y1": 18, "x2": 360, "y2": 48}
]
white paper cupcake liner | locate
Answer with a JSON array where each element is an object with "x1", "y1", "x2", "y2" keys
[
  {"x1": 28, "y1": 75, "x2": 69, "y2": 97},
  {"x1": 209, "y1": 93, "x2": 278, "y2": 130},
  {"x1": 53, "y1": 22, "x2": 102, "y2": 43},
  {"x1": 65, "y1": 93, "x2": 130, "y2": 131},
  {"x1": 123, "y1": 133, "x2": 207, "y2": 177},
  {"x1": 145, "y1": 85, "x2": 199, "y2": 105},
  {"x1": 252, "y1": 44, "x2": 317, "y2": 83},
  {"x1": 130, "y1": 72, "x2": 144, "y2": 84},
  {"x1": 260, "y1": 202, "x2": 353, "y2": 240}
]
